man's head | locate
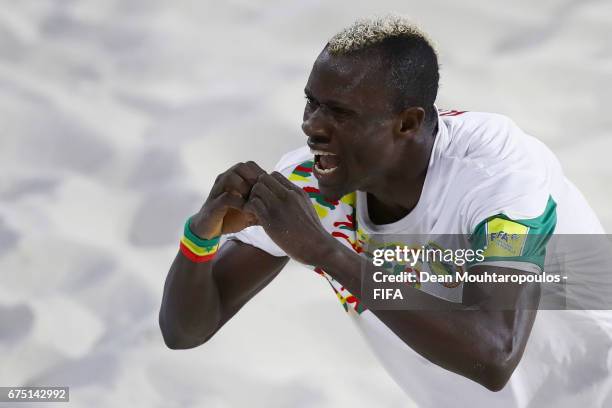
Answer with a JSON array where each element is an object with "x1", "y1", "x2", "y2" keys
[{"x1": 303, "y1": 15, "x2": 439, "y2": 201}]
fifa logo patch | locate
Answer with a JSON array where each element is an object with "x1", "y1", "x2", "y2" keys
[{"x1": 484, "y1": 218, "x2": 529, "y2": 257}]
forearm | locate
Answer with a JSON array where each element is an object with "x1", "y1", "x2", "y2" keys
[
  {"x1": 372, "y1": 309, "x2": 517, "y2": 390},
  {"x1": 159, "y1": 160, "x2": 276, "y2": 349},
  {"x1": 317, "y1": 242, "x2": 521, "y2": 390},
  {"x1": 240, "y1": 171, "x2": 529, "y2": 390},
  {"x1": 159, "y1": 252, "x2": 222, "y2": 349},
  {"x1": 319, "y1": 240, "x2": 467, "y2": 309}
]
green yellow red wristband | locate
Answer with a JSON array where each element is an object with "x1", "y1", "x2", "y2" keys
[{"x1": 179, "y1": 217, "x2": 221, "y2": 263}]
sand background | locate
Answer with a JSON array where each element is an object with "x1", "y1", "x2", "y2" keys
[{"x1": 0, "y1": 1, "x2": 610, "y2": 407}]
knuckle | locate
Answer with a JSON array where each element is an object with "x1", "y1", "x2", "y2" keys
[
  {"x1": 230, "y1": 164, "x2": 244, "y2": 175},
  {"x1": 226, "y1": 172, "x2": 241, "y2": 185},
  {"x1": 228, "y1": 163, "x2": 246, "y2": 176},
  {"x1": 229, "y1": 162, "x2": 243, "y2": 171}
]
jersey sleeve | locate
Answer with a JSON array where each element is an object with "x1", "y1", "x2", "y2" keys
[
  {"x1": 226, "y1": 225, "x2": 287, "y2": 257},
  {"x1": 468, "y1": 197, "x2": 557, "y2": 273},
  {"x1": 224, "y1": 148, "x2": 312, "y2": 257},
  {"x1": 449, "y1": 114, "x2": 559, "y2": 273}
]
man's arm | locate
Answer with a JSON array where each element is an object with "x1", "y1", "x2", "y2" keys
[
  {"x1": 320, "y1": 243, "x2": 539, "y2": 391},
  {"x1": 160, "y1": 240, "x2": 288, "y2": 349},
  {"x1": 245, "y1": 172, "x2": 540, "y2": 391},
  {"x1": 159, "y1": 161, "x2": 289, "y2": 349}
]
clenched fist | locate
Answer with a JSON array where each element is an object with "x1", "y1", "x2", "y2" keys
[{"x1": 190, "y1": 161, "x2": 266, "y2": 239}]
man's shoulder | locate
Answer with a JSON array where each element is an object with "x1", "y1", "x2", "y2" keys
[
  {"x1": 438, "y1": 108, "x2": 515, "y2": 123},
  {"x1": 439, "y1": 109, "x2": 521, "y2": 137},
  {"x1": 435, "y1": 110, "x2": 555, "y2": 232},
  {"x1": 437, "y1": 109, "x2": 541, "y2": 166}
]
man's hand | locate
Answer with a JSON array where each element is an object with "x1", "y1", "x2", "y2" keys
[
  {"x1": 244, "y1": 171, "x2": 336, "y2": 265},
  {"x1": 190, "y1": 161, "x2": 266, "y2": 239}
]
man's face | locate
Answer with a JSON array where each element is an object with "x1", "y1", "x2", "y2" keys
[{"x1": 302, "y1": 49, "x2": 398, "y2": 201}]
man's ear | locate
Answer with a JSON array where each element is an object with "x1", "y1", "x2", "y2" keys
[{"x1": 394, "y1": 107, "x2": 425, "y2": 137}]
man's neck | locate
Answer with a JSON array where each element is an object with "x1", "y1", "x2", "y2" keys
[
  {"x1": 364, "y1": 122, "x2": 437, "y2": 225},
  {"x1": 365, "y1": 169, "x2": 427, "y2": 225}
]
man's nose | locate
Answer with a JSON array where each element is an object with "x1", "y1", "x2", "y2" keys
[{"x1": 302, "y1": 109, "x2": 331, "y2": 144}]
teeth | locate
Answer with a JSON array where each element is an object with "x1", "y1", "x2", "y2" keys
[
  {"x1": 314, "y1": 163, "x2": 338, "y2": 174},
  {"x1": 310, "y1": 149, "x2": 336, "y2": 156}
]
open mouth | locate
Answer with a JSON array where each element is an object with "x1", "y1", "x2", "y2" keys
[{"x1": 312, "y1": 149, "x2": 340, "y2": 175}]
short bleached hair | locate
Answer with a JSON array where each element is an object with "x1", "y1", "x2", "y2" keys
[
  {"x1": 325, "y1": 14, "x2": 440, "y2": 127},
  {"x1": 328, "y1": 15, "x2": 436, "y2": 56}
]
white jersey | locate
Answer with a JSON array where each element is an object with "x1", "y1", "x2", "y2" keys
[{"x1": 228, "y1": 109, "x2": 611, "y2": 407}]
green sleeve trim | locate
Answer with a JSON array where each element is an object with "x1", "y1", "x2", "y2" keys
[{"x1": 469, "y1": 196, "x2": 557, "y2": 270}]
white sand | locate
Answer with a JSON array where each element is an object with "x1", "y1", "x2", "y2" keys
[{"x1": 0, "y1": 1, "x2": 610, "y2": 407}]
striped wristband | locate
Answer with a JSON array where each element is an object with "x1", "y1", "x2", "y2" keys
[{"x1": 179, "y1": 217, "x2": 221, "y2": 263}]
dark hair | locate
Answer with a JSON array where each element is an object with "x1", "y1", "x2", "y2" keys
[{"x1": 369, "y1": 35, "x2": 439, "y2": 127}]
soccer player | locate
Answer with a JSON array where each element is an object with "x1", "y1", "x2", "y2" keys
[{"x1": 160, "y1": 15, "x2": 610, "y2": 407}]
